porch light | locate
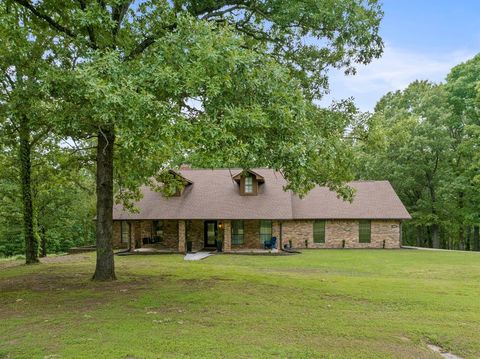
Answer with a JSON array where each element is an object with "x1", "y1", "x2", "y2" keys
[{"x1": 218, "y1": 222, "x2": 224, "y2": 230}]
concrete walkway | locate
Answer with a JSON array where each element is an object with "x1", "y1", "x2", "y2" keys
[{"x1": 184, "y1": 252, "x2": 214, "y2": 261}]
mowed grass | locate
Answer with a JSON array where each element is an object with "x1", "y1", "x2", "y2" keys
[{"x1": 1, "y1": 250, "x2": 480, "y2": 359}]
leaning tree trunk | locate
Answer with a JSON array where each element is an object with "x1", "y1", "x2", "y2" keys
[
  {"x1": 19, "y1": 116, "x2": 38, "y2": 264},
  {"x1": 92, "y1": 126, "x2": 116, "y2": 281}
]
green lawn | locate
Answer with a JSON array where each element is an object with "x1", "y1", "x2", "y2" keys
[{"x1": 1, "y1": 250, "x2": 480, "y2": 359}]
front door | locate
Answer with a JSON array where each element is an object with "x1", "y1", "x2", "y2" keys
[{"x1": 204, "y1": 220, "x2": 217, "y2": 248}]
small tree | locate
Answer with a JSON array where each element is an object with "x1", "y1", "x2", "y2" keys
[{"x1": 0, "y1": 5, "x2": 58, "y2": 263}]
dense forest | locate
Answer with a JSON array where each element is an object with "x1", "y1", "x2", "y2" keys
[
  {"x1": 0, "y1": 1, "x2": 478, "y2": 264},
  {"x1": 355, "y1": 54, "x2": 480, "y2": 250}
]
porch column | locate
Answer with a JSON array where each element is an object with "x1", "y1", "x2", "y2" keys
[
  {"x1": 272, "y1": 220, "x2": 281, "y2": 250},
  {"x1": 178, "y1": 220, "x2": 186, "y2": 253},
  {"x1": 224, "y1": 220, "x2": 231, "y2": 252},
  {"x1": 129, "y1": 221, "x2": 138, "y2": 252}
]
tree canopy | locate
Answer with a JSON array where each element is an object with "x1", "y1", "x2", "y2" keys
[
  {"x1": 357, "y1": 55, "x2": 480, "y2": 250},
  {"x1": 2, "y1": 0, "x2": 385, "y2": 279}
]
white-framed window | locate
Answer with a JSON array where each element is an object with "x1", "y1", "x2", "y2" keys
[
  {"x1": 232, "y1": 220, "x2": 244, "y2": 245},
  {"x1": 260, "y1": 220, "x2": 272, "y2": 244},
  {"x1": 245, "y1": 176, "x2": 253, "y2": 193},
  {"x1": 121, "y1": 221, "x2": 130, "y2": 243}
]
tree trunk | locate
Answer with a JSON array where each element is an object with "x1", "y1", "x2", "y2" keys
[
  {"x1": 431, "y1": 224, "x2": 440, "y2": 249},
  {"x1": 19, "y1": 116, "x2": 38, "y2": 264},
  {"x1": 473, "y1": 225, "x2": 480, "y2": 252},
  {"x1": 92, "y1": 127, "x2": 116, "y2": 281},
  {"x1": 40, "y1": 226, "x2": 47, "y2": 258},
  {"x1": 458, "y1": 225, "x2": 465, "y2": 250},
  {"x1": 465, "y1": 225, "x2": 471, "y2": 251},
  {"x1": 416, "y1": 226, "x2": 422, "y2": 247}
]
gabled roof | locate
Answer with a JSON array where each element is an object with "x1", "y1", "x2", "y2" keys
[
  {"x1": 167, "y1": 170, "x2": 193, "y2": 184},
  {"x1": 231, "y1": 169, "x2": 265, "y2": 184},
  {"x1": 113, "y1": 168, "x2": 411, "y2": 220}
]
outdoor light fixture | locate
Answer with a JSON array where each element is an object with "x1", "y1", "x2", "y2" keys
[{"x1": 218, "y1": 222, "x2": 224, "y2": 230}]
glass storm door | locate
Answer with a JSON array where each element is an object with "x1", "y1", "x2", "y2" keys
[{"x1": 204, "y1": 221, "x2": 217, "y2": 247}]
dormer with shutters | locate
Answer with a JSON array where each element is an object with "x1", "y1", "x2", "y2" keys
[{"x1": 232, "y1": 170, "x2": 265, "y2": 196}]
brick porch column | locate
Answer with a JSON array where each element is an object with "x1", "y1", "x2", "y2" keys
[
  {"x1": 272, "y1": 220, "x2": 281, "y2": 249},
  {"x1": 178, "y1": 220, "x2": 186, "y2": 253},
  {"x1": 129, "y1": 221, "x2": 137, "y2": 252},
  {"x1": 223, "y1": 220, "x2": 231, "y2": 252}
]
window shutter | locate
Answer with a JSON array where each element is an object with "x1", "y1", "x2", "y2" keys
[
  {"x1": 313, "y1": 220, "x2": 325, "y2": 243},
  {"x1": 359, "y1": 220, "x2": 371, "y2": 243}
]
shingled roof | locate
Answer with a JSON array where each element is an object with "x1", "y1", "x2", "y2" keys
[{"x1": 113, "y1": 168, "x2": 411, "y2": 220}]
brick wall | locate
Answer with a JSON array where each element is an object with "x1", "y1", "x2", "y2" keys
[
  {"x1": 113, "y1": 218, "x2": 401, "y2": 251},
  {"x1": 114, "y1": 220, "x2": 179, "y2": 250},
  {"x1": 281, "y1": 220, "x2": 313, "y2": 248},
  {"x1": 186, "y1": 220, "x2": 204, "y2": 251},
  {"x1": 223, "y1": 220, "x2": 231, "y2": 251},
  {"x1": 371, "y1": 220, "x2": 401, "y2": 249},
  {"x1": 281, "y1": 219, "x2": 401, "y2": 249},
  {"x1": 228, "y1": 219, "x2": 262, "y2": 249},
  {"x1": 163, "y1": 220, "x2": 179, "y2": 249},
  {"x1": 113, "y1": 221, "x2": 122, "y2": 248}
]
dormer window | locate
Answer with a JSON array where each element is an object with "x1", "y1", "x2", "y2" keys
[
  {"x1": 244, "y1": 176, "x2": 253, "y2": 193},
  {"x1": 155, "y1": 169, "x2": 193, "y2": 197},
  {"x1": 232, "y1": 169, "x2": 265, "y2": 196}
]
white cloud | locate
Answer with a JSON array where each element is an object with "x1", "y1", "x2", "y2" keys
[{"x1": 321, "y1": 44, "x2": 476, "y2": 111}]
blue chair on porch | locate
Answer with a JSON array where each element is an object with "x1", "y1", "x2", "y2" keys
[{"x1": 264, "y1": 236, "x2": 277, "y2": 250}]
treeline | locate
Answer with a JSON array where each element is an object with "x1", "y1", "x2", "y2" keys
[
  {"x1": 356, "y1": 54, "x2": 480, "y2": 250},
  {"x1": 0, "y1": 145, "x2": 96, "y2": 257}
]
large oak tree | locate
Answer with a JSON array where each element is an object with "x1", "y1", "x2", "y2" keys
[{"x1": 10, "y1": 0, "x2": 384, "y2": 280}]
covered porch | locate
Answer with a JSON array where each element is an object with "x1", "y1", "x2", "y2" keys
[{"x1": 113, "y1": 219, "x2": 281, "y2": 253}]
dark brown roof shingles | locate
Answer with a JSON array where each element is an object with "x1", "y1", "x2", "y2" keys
[{"x1": 113, "y1": 169, "x2": 411, "y2": 220}]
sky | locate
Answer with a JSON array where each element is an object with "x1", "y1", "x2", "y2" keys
[{"x1": 321, "y1": 0, "x2": 480, "y2": 112}]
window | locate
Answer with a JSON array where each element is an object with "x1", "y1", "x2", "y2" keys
[
  {"x1": 260, "y1": 220, "x2": 272, "y2": 244},
  {"x1": 152, "y1": 220, "x2": 164, "y2": 242},
  {"x1": 232, "y1": 220, "x2": 244, "y2": 245},
  {"x1": 313, "y1": 220, "x2": 326, "y2": 243},
  {"x1": 244, "y1": 176, "x2": 253, "y2": 193},
  {"x1": 121, "y1": 221, "x2": 130, "y2": 243},
  {"x1": 359, "y1": 220, "x2": 371, "y2": 243}
]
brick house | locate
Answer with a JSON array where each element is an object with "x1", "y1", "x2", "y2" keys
[{"x1": 112, "y1": 168, "x2": 411, "y2": 252}]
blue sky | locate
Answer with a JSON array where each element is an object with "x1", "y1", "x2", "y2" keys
[{"x1": 322, "y1": 0, "x2": 480, "y2": 111}]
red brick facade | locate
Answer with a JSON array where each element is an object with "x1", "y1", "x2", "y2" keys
[{"x1": 113, "y1": 219, "x2": 401, "y2": 251}]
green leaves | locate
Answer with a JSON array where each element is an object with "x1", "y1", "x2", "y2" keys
[{"x1": 359, "y1": 59, "x2": 480, "y2": 248}]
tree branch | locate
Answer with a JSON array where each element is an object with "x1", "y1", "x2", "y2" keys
[
  {"x1": 76, "y1": 0, "x2": 98, "y2": 49},
  {"x1": 124, "y1": 36, "x2": 155, "y2": 61},
  {"x1": 12, "y1": 0, "x2": 76, "y2": 38},
  {"x1": 111, "y1": 1, "x2": 132, "y2": 38},
  {"x1": 124, "y1": 2, "x2": 252, "y2": 61},
  {"x1": 201, "y1": 5, "x2": 243, "y2": 20},
  {"x1": 30, "y1": 126, "x2": 53, "y2": 147}
]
